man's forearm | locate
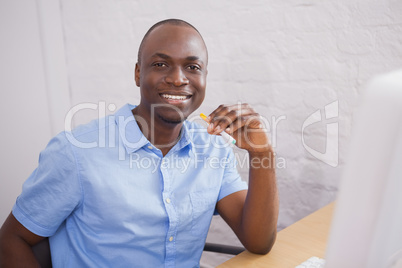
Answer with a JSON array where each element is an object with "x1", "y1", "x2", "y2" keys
[{"x1": 240, "y1": 148, "x2": 279, "y2": 254}]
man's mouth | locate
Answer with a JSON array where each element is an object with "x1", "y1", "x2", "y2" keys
[{"x1": 160, "y1": 94, "x2": 192, "y2": 100}]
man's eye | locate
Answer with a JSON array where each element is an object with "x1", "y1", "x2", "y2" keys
[
  {"x1": 187, "y1": 65, "x2": 200, "y2": 71},
  {"x1": 153, "y1": 63, "x2": 167, "y2": 67}
]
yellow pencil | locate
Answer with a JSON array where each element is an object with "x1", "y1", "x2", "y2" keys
[{"x1": 200, "y1": 113, "x2": 236, "y2": 145}]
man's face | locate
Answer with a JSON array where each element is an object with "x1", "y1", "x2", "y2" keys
[{"x1": 135, "y1": 24, "x2": 208, "y2": 124}]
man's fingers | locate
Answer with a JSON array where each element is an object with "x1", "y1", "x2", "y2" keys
[
  {"x1": 225, "y1": 114, "x2": 262, "y2": 134},
  {"x1": 208, "y1": 103, "x2": 257, "y2": 134}
]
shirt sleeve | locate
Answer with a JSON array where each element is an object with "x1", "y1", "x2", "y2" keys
[
  {"x1": 217, "y1": 148, "x2": 248, "y2": 203},
  {"x1": 12, "y1": 132, "x2": 82, "y2": 237}
]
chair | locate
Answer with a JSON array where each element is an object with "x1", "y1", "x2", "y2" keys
[
  {"x1": 32, "y1": 238, "x2": 244, "y2": 267},
  {"x1": 203, "y1": 242, "x2": 245, "y2": 255}
]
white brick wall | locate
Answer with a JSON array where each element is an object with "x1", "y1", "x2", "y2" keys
[{"x1": 60, "y1": 0, "x2": 402, "y2": 266}]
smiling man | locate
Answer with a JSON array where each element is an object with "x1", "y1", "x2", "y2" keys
[{"x1": 0, "y1": 19, "x2": 278, "y2": 267}]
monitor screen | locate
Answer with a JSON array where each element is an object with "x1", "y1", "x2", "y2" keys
[{"x1": 325, "y1": 69, "x2": 402, "y2": 268}]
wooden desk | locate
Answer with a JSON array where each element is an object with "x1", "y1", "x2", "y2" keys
[{"x1": 218, "y1": 202, "x2": 334, "y2": 268}]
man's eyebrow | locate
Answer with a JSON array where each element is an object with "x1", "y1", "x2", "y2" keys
[
  {"x1": 185, "y1": 56, "x2": 203, "y2": 63},
  {"x1": 152, "y1": 53, "x2": 171, "y2": 60},
  {"x1": 151, "y1": 53, "x2": 204, "y2": 64}
]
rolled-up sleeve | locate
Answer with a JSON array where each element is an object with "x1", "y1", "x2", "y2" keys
[{"x1": 217, "y1": 149, "x2": 248, "y2": 202}]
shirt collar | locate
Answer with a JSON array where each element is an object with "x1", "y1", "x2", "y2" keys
[
  {"x1": 114, "y1": 104, "x2": 194, "y2": 155},
  {"x1": 114, "y1": 104, "x2": 148, "y2": 154}
]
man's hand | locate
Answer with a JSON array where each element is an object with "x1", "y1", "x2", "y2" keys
[{"x1": 206, "y1": 103, "x2": 271, "y2": 153}]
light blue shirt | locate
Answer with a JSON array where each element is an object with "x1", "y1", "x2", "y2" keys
[{"x1": 13, "y1": 104, "x2": 247, "y2": 268}]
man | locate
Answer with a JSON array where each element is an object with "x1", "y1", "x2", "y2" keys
[{"x1": 0, "y1": 19, "x2": 278, "y2": 267}]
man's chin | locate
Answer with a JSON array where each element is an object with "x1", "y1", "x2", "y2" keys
[
  {"x1": 157, "y1": 113, "x2": 186, "y2": 125},
  {"x1": 151, "y1": 104, "x2": 190, "y2": 124}
]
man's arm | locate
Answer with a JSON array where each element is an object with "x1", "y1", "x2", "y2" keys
[
  {"x1": 208, "y1": 103, "x2": 279, "y2": 254},
  {"x1": 0, "y1": 212, "x2": 45, "y2": 267}
]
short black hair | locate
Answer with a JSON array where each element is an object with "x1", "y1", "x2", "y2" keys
[{"x1": 137, "y1": 19, "x2": 207, "y2": 64}]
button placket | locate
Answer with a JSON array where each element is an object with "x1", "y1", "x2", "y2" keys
[{"x1": 160, "y1": 155, "x2": 177, "y2": 264}]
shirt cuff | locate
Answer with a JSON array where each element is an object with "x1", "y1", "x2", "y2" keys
[{"x1": 12, "y1": 202, "x2": 54, "y2": 237}]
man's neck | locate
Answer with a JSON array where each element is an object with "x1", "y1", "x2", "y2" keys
[{"x1": 132, "y1": 106, "x2": 183, "y2": 156}]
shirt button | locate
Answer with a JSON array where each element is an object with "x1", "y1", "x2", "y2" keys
[
  {"x1": 147, "y1": 145, "x2": 153, "y2": 149},
  {"x1": 166, "y1": 198, "x2": 171, "y2": 204},
  {"x1": 169, "y1": 236, "x2": 174, "y2": 242}
]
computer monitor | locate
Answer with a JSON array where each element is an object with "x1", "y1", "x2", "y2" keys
[{"x1": 325, "y1": 69, "x2": 402, "y2": 268}]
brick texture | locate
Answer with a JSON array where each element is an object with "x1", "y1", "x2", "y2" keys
[{"x1": 60, "y1": 0, "x2": 402, "y2": 266}]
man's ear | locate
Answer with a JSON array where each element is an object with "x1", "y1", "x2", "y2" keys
[{"x1": 135, "y1": 63, "x2": 140, "y2": 87}]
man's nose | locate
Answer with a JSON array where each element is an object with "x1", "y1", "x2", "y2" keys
[{"x1": 165, "y1": 67, "x2": 189, "y2": 87}]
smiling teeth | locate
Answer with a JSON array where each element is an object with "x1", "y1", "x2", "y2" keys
[{"x1": 161, "y1": 94, "x2": 189, "y2": 100}]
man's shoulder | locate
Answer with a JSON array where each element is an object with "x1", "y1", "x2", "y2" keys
[
  {"x1": 70, "y1": 118, "x2": 103, "y2": 137},
  {"x1": 68, "y1": 103, "x2": 133, "y2": 138},
  {"x1": 61, "y1": 116, "x2": 115, "y2": 148}
]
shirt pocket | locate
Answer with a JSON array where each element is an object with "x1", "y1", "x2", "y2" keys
[{"x1": 189, "y1": 190, "x2": 217, "y2": 237}]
